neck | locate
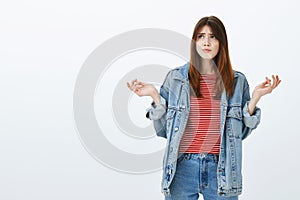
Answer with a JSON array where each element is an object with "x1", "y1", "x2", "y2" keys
[{"x1": 199, "y1": 59, "x2": 215, "y2": 74}]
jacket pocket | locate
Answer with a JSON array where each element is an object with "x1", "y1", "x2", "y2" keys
[
  {"x1": 226, "y1": 105, "x2": 243, "y2": 138},
  {"x1": 227, "y1": 106, "x2": 242, "y2": 120}
]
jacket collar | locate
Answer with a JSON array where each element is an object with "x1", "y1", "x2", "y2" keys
[
  {"x1": 174, "y1": 61, "x2": 239, "y2": 80},
  {"x1": 173, "y1": 62, "x2": 190, "y2": 81},
  {"x1": 173, "y1": 61, "x2": 239, "y2": 106},
  {"x1": 175, "y1": 62, "x2": 239, "y2": 79}
]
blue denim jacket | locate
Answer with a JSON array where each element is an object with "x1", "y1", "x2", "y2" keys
[{"x1": 146, "y1": 62, "x2": 261, "y2": 197}]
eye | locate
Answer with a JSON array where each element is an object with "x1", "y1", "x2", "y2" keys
[
  {"x1": 197, "y1": 34, "x2": 204, "y2": 39},
  {"x1": 210, "y1": 34, "x2": 216, "y2": 39}
]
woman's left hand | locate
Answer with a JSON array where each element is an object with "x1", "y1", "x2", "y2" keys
[
  {"x1": 248, "y1": 75, "x2": 281, "y2": 115},
  {"x1": 252, "y1": 75, "x2": 281, "y2": 99}
]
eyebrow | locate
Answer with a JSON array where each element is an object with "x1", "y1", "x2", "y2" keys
[{"x1": 197, "y1": 32, "x2": 214, "y2": 35}]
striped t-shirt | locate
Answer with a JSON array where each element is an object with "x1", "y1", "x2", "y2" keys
[{"x1": 178, "y1": 74, "x2": 221, "y2": 154}]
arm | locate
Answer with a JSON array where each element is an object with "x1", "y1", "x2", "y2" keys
[
  {"x1": 241, "y1": 79, "x2": 261, "y2": 140},
  {"x1": 127, "y1": 71, "x2": 172, "y2": 138},
  {"x1": 241, "y1": 75, "x2": 281, "y2": 140},
  {"x1": 146, "y1": 72, "x2": 172, "y2": 138}
]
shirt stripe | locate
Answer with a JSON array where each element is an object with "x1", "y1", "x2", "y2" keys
[{"x1": 179, "y1": 74, "x2": 221, "y2": 154}]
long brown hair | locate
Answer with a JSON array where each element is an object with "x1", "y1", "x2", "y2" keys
[{"x1": 189, "y1": 16, "x2": 234, "y2": 98}]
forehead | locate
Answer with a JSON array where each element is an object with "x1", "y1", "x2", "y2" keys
[{"x1": 198, "y1": 25, "x2": 213, "y2": 34}]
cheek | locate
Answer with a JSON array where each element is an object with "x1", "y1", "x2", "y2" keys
[
  {"x1": 215, "y1": 41, "x2": 219, "y2": 50},
  {"x1": 195, "y1": 43, "x2": 202, "y2": 55},
  {"x1": 213, "y1": 43, "x2": 220, "y2": 54}
]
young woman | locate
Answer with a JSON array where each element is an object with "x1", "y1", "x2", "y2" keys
[{"x1": 127, "y1": 16, "x2": 281, "y2": 200}]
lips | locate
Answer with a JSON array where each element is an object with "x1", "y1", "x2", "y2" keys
[{"x1": 203, "y1": 49, "x2": 211, "y2": 53}]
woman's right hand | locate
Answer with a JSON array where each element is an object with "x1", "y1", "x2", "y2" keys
[{"x1": 127, "y1": 79, "x2": 160, "y2": 104}]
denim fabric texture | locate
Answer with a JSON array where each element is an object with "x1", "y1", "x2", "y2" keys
[
  {"x1": 146, "y1": 62, "x2": 261, "y2": 197},
  {"x1": 165, "y1": 153, "x2": 239, "y2": 200}
]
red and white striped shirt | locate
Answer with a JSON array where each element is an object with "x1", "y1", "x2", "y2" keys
[{"x1": 179, "y1": 74, "x2": 221, "y2": 154}]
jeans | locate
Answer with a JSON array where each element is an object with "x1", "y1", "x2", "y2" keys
[{"x1": 165, "y1": 153, "x2": 238, "y2": 200}]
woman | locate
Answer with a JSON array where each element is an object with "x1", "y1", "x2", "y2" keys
[{"x1": 127, "y1": 16, "x2": 281, "y2": 200}]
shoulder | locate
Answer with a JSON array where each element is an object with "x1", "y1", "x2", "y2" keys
[
  {"x1": 167, "y1": 62, "x2": 189, "y2": 79},
  {"x1": 234, "y1": 70, "x2": 248, "y2": 81},
  {"x1": 233, "y1": 70, "x2": 249, "y2": 88},
  {"x1": 234, "y1": 70, "x2": 246, "y2": 79}
]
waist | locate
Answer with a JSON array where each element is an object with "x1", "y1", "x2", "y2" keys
[{"x1": 178, "y1": 153, "x2": 219, "y2": 162}]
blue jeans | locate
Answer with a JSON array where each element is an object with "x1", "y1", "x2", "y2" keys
[{"x1": 165, "y1": 153, "x2": 238, "y2": 200}]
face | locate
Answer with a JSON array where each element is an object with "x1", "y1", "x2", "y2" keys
[{"x1": 196, "y1": 25, "x2": 219, "y2": 60}]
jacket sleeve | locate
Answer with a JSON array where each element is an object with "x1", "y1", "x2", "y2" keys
[
  {"x1": 145, "y1": 71, "x2": 172, "y2": 139},
  {"x1": 241, "y1": 77, "x2": 262, "y2": 140}
]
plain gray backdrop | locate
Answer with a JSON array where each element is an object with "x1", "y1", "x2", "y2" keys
[{"x1": 1, "y1": 0, "x2": 299, "y2": 199}]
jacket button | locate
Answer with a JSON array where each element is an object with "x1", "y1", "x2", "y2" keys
[{"x1": 174, "y1": 127, "x2": 179, "y2": 131}]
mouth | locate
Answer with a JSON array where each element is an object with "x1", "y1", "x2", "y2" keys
[{"x1": 203, "y1": 49, "x2": 211, "y2": 53}]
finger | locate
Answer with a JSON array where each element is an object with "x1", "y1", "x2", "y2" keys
[
  {"x1": 132, "y1": 83, "x2": 143, "y2": 92},
  {"x1": 276, "y1": 76, "x2": 282, "y2": 88},
  {"x1": 127, "y1": 82, "x2": 133, "y2": 91},
  {"x1": 258, "y1": 78, "x2": 268, "y2": 87},
  {"x1": 128, "y1": 79, "x2": 140, "y2": 90},
  {"x1": 134, "y1": 86, "x2": 144, "y2": 96},
  {"x1": 271, "y1": 75, "x2": 276, "y2": 88},
  {"x1": 137, "y1": 81, "x2": 145, "y2": 86},
  {"x1": 136, "y1": 89, "x2": 143, "y2": 97},
  {"x1": 135, "y1": 89, "x2": 140, "y2": 96},
  {"x1": 266, "y1": 76, "x2": 271, "y2": 81},
  {"x1": 276, "y1": 75, "x2": 281, "y2": 86},
  {"x1": 274, "y1": 75, "x2": 280, "y2": 88},
  {"x1": 134, "y1": 84, "x2": 143, "y2": 91},
  {"x1": 269, "y1": 75, "x2": 282, "y2": 90},
  {"x1": 264, "y1": 77, "x2": 271, "y2": 85},
  {"x1": 264, "y1": 77, "x2": 268, "y2": 83},
  {"x1": 130, "y1": 79, "x2": 138, "y2": 87},
  {"x1": 278, "y1": 78, "x2": 282, "y2": 85},
  {"x1": 273, "y1": 75, "x2": 281, "y2": 88},
  {"x1": 132, "y1": 85, "x2": 138, "y2": 92}
]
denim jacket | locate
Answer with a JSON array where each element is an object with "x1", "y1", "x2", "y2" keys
[{"x1": 146, "y1": 62, "x2": 261, "y2": 197}]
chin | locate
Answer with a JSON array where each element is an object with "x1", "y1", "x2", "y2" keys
[{"x1": 200, "y1": 56, "x2": 213, "y2": 60}]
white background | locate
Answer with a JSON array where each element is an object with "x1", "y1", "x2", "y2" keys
[{"x1": 1, "y1": 0, "x2": 299, "y2": 199}]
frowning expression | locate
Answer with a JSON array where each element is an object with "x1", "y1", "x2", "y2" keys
[{"x1": 196, "y1": 25, "x2": 220, "y2": 60}]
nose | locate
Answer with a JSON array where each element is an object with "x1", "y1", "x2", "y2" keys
[{"x1": 203, "y1": 37, "x2": 210, "y2": 46}]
